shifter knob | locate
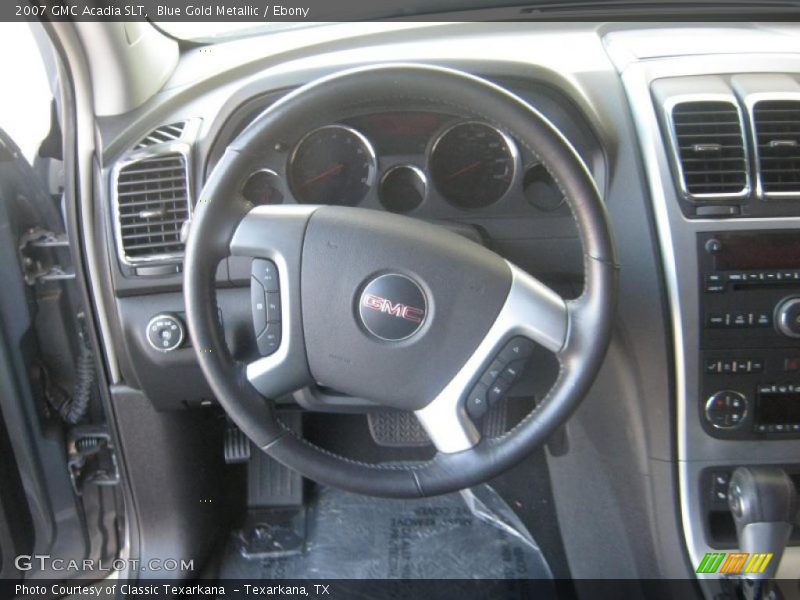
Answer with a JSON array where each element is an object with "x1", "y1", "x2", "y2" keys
[{"x1": 728, "y1": 467, "x2": 798, "y2": 579}]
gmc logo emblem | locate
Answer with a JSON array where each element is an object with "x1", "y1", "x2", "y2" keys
[{"x1": 362, "y1": 293, "x2": 425, "y2": 324}]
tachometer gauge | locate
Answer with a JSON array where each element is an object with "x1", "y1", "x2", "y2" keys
[
  {"x1": 430, "y1": 121, "x2": 516, "y2": 209},
  {"x1": 288, "y1": 125, "x2": 377, "y2": 205}
]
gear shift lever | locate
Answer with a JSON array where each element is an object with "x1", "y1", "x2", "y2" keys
[{"x1": 728, "y1": 466, "x2": 797, "y2": 580}]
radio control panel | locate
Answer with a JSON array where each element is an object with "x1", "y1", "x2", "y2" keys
[{"x1": 698, "y1": 231, "x2": 800, "y2": 440}]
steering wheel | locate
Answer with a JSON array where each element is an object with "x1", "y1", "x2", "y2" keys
[{"x1": 184, "y1": 64, "x2": 617, "y2": 498}]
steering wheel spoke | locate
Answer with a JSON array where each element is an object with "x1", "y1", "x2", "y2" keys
[
  {"x1": 230, "y1": 205, "x2": 318, "y2": 398},
  {"x1": 415, "y1": 264, "x2": 568, "y2": 453}
]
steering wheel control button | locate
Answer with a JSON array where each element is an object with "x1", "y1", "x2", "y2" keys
[
  {"x1": 480, "y1": 359, "x2": 505, "y2": 386},
  {"x1": 704, "y1": 391, "x2": 748, "y2": 429},
  {"x1": 257, "y1": 323, "x2": 282, "y2": 356},
  {"x1": 472, "y1": 345, "x2": 532, "y2": 416},
  {"x1": 499, "y1": 337, "x2": 535, "y2": 362},
  {"x1": 502, "y1": 359, "x2": 527, "y2": 382},
  {"x1": 466, "y1": 384, "x2": 489, "y2": 420},
  {"x1": 251, "y1": 259, "x2": 282, "y2": 354},
  {"x1": 266, "y1": 292, "x2": 282, "y2": 322},
  {"x1": 487, "y1": 377, "x2": 513, "y2": 405},
  {"x1": 146, "y1": 313, "x2": 185, "y2": 353},
  {"x1": 252, "y1": 258, "x2": 279, "y2": 292},
  {"x1": 251, "y1": 278, "x2": 268, "y2": 336},
  {"x1": 358, "y1": 273, "x2": 427, "y2": 341}
]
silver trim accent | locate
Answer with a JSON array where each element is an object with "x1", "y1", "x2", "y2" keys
[
  {"x1": 662, "y1": 94, "x2": 752, "y2": 201},
  {"x1": 287, "y1": 124, "x2": 378, "y2": 206},
  {"x1": 358, "y1": 273, "x2": 428, "y2": 341},
  {"x1": 415, "y1": 262, "x2": 567, "y2": 454},
  {"x1": 378, "y1": 164, "x2": 428, "y2": 212},
  {"x1": 744, "y1": 92, "x2": 800, "y2": 200},
  {"x1": 429, "y1": 119, "x2": 519, "y2": 209},
  {"x1": 235, "y1": 205, "x2": 320, "y2": 400},
  {"x1": 110, "y1": 143, "x2": 194, "y2": 267},
  {"x1": 145, "y1": 313, "x2": 185, "y2": 353},
  {"x1": 110, "y1": 119, "x2": 201, "y2": 268}
]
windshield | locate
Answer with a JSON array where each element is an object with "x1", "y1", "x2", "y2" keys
[
  {"x1": 155, "y1": 0, "x2": 800, "y2": 42},
  {"x1": 156, "y1": 0, "x2": 800, "y2": 43}
]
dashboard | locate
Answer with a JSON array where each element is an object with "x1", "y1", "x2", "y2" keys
[
  {"x1": 87, "y1": 21, "x2": 800, "y2": 590},
  {"x1": 203, "y1": 82, "x2": 603, "y2": 223},
  {"x1": 101, "y1": 77, "x2": 602, "y2": 412},
  {"x1": 227, "y1": 110, "x2": 562, "y2": 215},
  {"x1": 95, "y1": 63, "x2": 607, "y2": 419}
]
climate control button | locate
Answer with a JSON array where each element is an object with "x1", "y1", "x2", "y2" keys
[{"x1": 704, "y1": 391, "x2": 748, "y2": 429}]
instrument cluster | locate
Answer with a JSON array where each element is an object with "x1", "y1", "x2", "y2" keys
[{"x1": 240, "y1": 111, "x2": 564, "y2": 215}]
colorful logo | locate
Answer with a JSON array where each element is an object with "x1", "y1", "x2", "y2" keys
[
  {"x1": 696, "y1": 552, "x2": 773, "y2": 575},
  {"x1": 358, "y1": 274, "x2": 427, "y2": 341}
]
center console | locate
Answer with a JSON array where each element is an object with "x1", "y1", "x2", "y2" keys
[
  {"x1": 699, "y1": 230, "x2": 800, "y2": 439},
  {"x1": 608, "y1": 29, "x2": 800, "y2": 591}
]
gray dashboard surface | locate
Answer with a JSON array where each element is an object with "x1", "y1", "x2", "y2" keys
[{"x1": 92, "y1": 22, "x2": 800, "y2": 585}]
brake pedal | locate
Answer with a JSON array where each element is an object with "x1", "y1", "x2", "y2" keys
[
  {"x1": 231, "y1": 412, "x2": 307, "y2": 558},
  {"x1": 247, "y1": 412, "x2": 304, "y2": 508},
  {"x1": 367, "y1": 401, "x2": 509, "y2": 447},
  {"x1": 224, "y1": 425, "x2": 251, "y2": 464}
]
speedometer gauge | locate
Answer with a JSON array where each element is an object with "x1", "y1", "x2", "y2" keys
[
  {"x1": 288, "y1": 125, "x2": 377, "y2": 205},
  {"x1": 430, "y1": 121, "x2": 517, "y2": 209}
]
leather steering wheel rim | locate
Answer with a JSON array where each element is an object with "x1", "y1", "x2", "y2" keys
[{"x1": 184, "y1": 64, "x2": 617, "y2": 498}]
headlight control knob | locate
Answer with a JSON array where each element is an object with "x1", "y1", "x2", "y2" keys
[{"x1": 146, "y1": 313, "x2": 185, "y2": 352}]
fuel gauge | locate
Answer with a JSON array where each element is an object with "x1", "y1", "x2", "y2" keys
[{"x1": 242, "y1": 169, "x2": 284, "y2": 205}]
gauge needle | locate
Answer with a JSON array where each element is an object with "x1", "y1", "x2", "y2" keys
[
  {"x1": 446, "y1": 160, "x2": 482, "y2": 180},
  {"x1": 302, "y1": 163, "x2": 344, "y2": 187}
]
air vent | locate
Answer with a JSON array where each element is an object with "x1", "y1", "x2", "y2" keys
[
  {"x1": 115, "y1": 153, "x2": 190, "y2": 263},
  {"x1": 669, "y1": 101, "x2": 749, "y2": 198},
  {"x1": 134, "y1": 122, "x2": 186, "y2": 149},
  {"x1": 752, "y1": 100, "x2": 800, "y2": 197}
]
